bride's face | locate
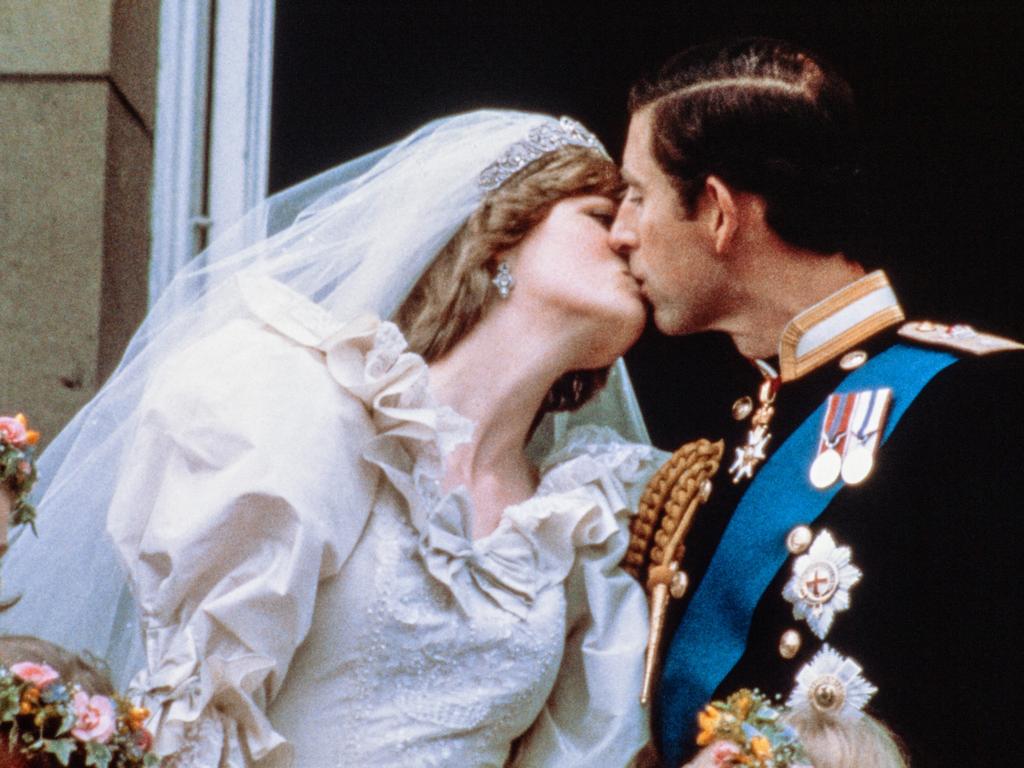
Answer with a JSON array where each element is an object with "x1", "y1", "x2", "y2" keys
[{"x1": 511, "y1": 194, "x2": 646, "y2": 366}]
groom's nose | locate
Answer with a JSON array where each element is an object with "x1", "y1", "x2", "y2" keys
[{"x1": 609, "y1": 210, "x2": 638, "y2": 255}]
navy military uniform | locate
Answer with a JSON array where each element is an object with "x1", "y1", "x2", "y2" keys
[{"x1": 652, "y1": 271, "x2": 1024, "y2": 766}]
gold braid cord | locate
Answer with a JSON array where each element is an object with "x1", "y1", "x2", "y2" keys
[{"x1": 624, "y1": 438, "x2": 725, "y2": 704}]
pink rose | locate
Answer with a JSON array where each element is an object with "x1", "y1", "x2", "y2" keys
[
  {"x1": 711, "y1": 741, "x2": 743, "y2": 765},
  {"x1": 10, "y1": 661, "x2": 59, "y2": 688},
  {"x1": 0, "y1": 417, "x2": 27, "y2": 447},
  {"x1": 71, "y1": 691, "x2": 116, "y2": 743}
]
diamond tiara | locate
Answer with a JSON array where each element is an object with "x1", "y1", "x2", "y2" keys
[{"x1": 478, "y1": 116, "x2": 610, "y2": 191}]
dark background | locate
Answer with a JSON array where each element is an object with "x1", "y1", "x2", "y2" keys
[{"x1": 270, "y1": 1, "x2": 1023, "y2": 450}]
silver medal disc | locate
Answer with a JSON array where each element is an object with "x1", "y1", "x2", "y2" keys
[
  {"x1": 809, "y1": 448, "x2": 842, "y2": 489},
  {"x1": 841, "y1": 444, "x2": 874, "y2": 485}
]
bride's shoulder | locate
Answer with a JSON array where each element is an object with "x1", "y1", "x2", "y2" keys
[
  {"x1": 145, "y1": 276, "x2": 417, "y2": 429},
  {"x1": 142, "y1": 318, "x2": 356, "y2": 441},
  {"x1": 136, "y1": 278, "x2": 411, "y2": 462}
]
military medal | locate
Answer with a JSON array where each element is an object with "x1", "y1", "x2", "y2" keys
[
  {"x1": 840, "y1": 388, "x2": 892, "y2": 486},
  {"x1": 809, "y1": 450, "x2": 841, "y2": 489},
  {"x1": 809, "y1": 393, "x2": 855, "y2": 489},
  {"x1": 809, "y1": 388, "x2": 892, "y2": 489},
  {"x1": 841, "y1": 445, "x2": 873, "y2": 485},
  {"x1": 728, "y1": 361, "x2": 779, "y2": 484}
]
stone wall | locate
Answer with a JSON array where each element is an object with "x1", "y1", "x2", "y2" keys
[{"x1": 0, "y1": 0, "x2": 158, "y2": 443}]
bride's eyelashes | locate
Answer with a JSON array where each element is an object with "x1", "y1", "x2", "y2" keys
[{"x1": 585, "y1": 201, "x2": 618, "y2": 228}]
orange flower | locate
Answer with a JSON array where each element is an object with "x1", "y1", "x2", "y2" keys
[
  {"x1": 733, "y1": 690, "x2": 753, "y2": 719},
  {"x1": 19, "y1": 685, "x2": 41, "y2": 714},
  {"x1": 696, "y1": 704, "x2": 722, "y2": 746},
  {"x1": 127, "y1": 706, "x2": 150, "y2": 731},
  {"x1": 750, "y1": 735, "x2": 773, "y2": 761},
  {"x1": 17, "y1": 414, "x2": 40, "y2": 445}
]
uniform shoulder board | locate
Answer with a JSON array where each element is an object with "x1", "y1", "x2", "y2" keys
[{"x1": 898, "y1": 320, "x2": 1024, "y2": 355}]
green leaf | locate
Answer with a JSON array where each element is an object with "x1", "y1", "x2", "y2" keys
[
  {"x1": 58, "y1": 707, "x2": 77, "y2": 736},
  {"x1": 0, "y1": 689, "x2": 20, "y2": 719},
  {"x1": 143, "y1": 753, "x2": 161, "y2": 767},
  {"x1": 41, "y1": 738, "x2": 76, "y2": 766},
  {"x1": 85, "y1": 741, "x2": 113, "y2": 768}
]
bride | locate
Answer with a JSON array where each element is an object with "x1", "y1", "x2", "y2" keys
[{"x1": 0, "y1": 111, "x2": 664, "y2": 766}]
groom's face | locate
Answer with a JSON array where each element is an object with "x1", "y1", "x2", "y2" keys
[{"x1": 611, "y1": 109, "x2": 727, "y2": 336}]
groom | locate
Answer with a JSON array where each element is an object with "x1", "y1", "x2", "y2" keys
[{"x1": 610, "y1": 38, "x2": 1024, "y2": 766}]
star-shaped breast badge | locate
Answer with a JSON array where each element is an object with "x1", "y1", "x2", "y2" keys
[{"x1": 782, "y1": 529, "x2": 862, "y2": 639}]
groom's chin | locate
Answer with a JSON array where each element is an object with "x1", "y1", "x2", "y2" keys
[{"x1": 650, "y1": 304, "x2": 695, "y2": 337}]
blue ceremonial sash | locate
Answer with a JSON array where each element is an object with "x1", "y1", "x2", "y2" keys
[{"x1": 657, "y1": 344, "x2": 957, "y2": 765}]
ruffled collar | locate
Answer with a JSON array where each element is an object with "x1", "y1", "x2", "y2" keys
[{"x1": 239, "y1": 275, "x2": 657, "y2": 619}]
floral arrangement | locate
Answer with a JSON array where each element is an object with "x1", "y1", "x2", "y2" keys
[
  {"x1": 0, "y1": 414, "x2": 40, "y2": 532},
  {"x1": 0, "y1": 661, "x2": 158, "y2": 767},
  {"x1": 696, "y1": 688, "x2": 812, "y2": 768}
]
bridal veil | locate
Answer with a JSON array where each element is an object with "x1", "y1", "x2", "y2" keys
[{"x1": 0, "y1": 110, "x2": 650, "y2": 687}]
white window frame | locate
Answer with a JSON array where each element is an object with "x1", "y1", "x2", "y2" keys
[{"x1": 148, "y1": 0, "x2": 275, "y2": 306}]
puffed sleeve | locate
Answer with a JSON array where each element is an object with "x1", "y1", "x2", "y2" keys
[
  {"x1": 510, "y1": 426, "x2": 668, "y2": 768},
  {"x1": 107, "y1": 313, "x2": 380, "y2": 767}
]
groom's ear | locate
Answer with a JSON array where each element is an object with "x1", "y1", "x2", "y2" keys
[{"x1": 702, "y1": 175, "x2": 739, "y2": 255}]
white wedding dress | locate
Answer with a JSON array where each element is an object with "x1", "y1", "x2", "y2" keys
[{"x1": 107, "y1": 277, "x2": 664, "y2": 767}]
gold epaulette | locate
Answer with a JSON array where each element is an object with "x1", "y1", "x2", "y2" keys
[
  {"x1": 625, "y1": 438, "x2": 724, "y2": 704},
  {"x1": 898, "y1": 321, "x2": 1023, "y2": 355}
]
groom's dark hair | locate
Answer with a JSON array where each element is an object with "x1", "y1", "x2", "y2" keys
[{"x1": 630, "y1": 37, "x2": 864, "y2": 255}]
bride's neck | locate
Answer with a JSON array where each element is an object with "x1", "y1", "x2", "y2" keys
[
  {"x1": 428, "y1": 310, "x2": 575, "y2": 538},
  {"x1": 427, "y1": 313, "x2": 568, "y2": 474}
]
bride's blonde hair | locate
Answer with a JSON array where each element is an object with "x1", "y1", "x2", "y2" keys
[{"x1": 395, "y1": 145, "x2": 622, "y2": 415}]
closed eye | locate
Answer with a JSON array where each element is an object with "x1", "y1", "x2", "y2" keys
[{"x1": 619, "y1": 176, "x2": 644, "y2": 203}]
